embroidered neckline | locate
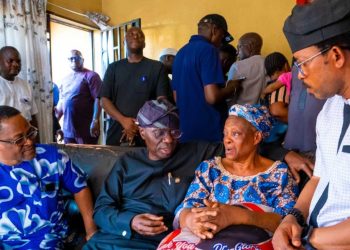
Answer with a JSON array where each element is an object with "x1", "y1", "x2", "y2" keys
[{"x1": 214, "y1": 156, "x2": 280, "y2": 180}]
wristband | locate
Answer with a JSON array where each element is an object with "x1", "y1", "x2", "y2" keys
[{"x1": 286, "y1": 208, "x2": 306, "y2": 227}]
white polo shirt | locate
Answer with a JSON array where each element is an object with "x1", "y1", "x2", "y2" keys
[
  {"x1": 0, "y1": 76, "x2": 38, "y2": 121},
  {"x1": 308, "y1": 95, "x2": 350, "y2": 227}
]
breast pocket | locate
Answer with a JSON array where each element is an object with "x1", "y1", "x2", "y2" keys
[
  {"x1": 342, "y1": 145, "x2": 350, "y2": 153},
  {"x1": 134, "y1": 75, "x2": 151, "y2": 94},
  {"x1": 169, "y1": 175, "x2": 195, "y2": 210},
  {"x1": 40, "y1": 180, "x2": 60, "y2": 198},
  {"x1": 335, "y1": 143, "x2": 350, "y2": 183}
]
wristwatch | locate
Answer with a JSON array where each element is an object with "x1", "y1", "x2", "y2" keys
[
  {"x1": 287, "y1": 209, "x2": 317, "y2": 249},
  {"x1": 286, "y1": 207, "x2": 306, "y2": 226},
  {"x1": 301, "y1": 225, "x2": 316, "y2": 249}
]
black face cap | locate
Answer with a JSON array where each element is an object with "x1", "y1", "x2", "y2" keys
[
  {"x1": 283, "y1": 0, "x2": 350, "y2": 53},
  {"x1": 199, "y1": 14, "x2": 234, "y2": 44}
]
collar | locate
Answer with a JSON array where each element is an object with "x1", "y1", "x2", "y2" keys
[
  {"x1": 189, "y1": 35, "x2": 210, "y2": 44},
  {"x1": 0, "y1": 75, "x2": 17, "y2": 83},
  {"x1": 343, "y1": 98, "x2": 350, "y2": 105}
]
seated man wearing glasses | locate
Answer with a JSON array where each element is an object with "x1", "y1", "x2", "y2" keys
[
  {"x1": 84, "y1": 99, "x2": 224, "y2": 250},
  {"x1": 0, "y1": 106, "x2": 97, "y2": 249},
  {"x1": 55, "y1": 49, "x2": 102, "y2": 144}
]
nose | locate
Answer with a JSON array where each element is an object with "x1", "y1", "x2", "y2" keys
[
  {"x1": 162, "y1": 132, "x2": 174, "y2": 143},
  {"x1": 298, "y1": 70, "x2": 305, "y2": 80},
  {"x1": 12, "y1": 60, "x2": 20, "y2": 68},
  {"x1": 22, "y1": 137, "x2": 34, "y2": 147},
  {"x1": 130, "y1": 32, "x2": 139, "y2": 38},
  {"x1": 223, "y1": 135, "x2": 232, "y2": 144}
]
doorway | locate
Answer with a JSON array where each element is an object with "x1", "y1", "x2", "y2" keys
[{"x1": 48, "y1": 14, "x2": 96, "y2": 87}]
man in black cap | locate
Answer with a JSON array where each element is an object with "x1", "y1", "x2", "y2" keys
[
  {"x1": 172, "y1": 14, "x2": 239, "y2": 143},
  {"x1": 273, "y1": 1, "x2": 350, "y2": 249},
  {"x1": 84, "y1": 99, "x2": 223, "y2": 249}
]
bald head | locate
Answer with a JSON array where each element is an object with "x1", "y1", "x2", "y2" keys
[
  {"x1": 71, "y1": 49, "x2": 82, "y2": 57},
  {"x1": 0, "y1": 46, "x2": 21, "y2": 81},
  {"x1": 0, "y1": 46, "x2": 19, "y2": 56},
  {"x1": 69, "y1": 49, "x2": 84, "y2": 71},
  {"x1": 237, "y1": 32, "x2": 263, "y2": 60}
]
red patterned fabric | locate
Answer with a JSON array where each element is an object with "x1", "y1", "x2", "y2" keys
[{"x1": 157, "y1": 203, "x2": 274, "y2": 250}]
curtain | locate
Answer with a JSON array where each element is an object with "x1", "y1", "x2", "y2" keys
[{"x1": 0, "y1": 0, "x2": 52, "y2": 142}]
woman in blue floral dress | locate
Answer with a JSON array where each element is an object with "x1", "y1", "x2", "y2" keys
[{"x1": 174, "y1": 104, "x2": 299, "y2": 240}]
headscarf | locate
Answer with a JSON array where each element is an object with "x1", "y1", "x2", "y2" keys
[{"x1": 228, "y1": 104, "x2": 274, "y2": 139}]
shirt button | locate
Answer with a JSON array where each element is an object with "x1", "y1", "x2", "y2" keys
[{"x1": 122, "y1": 230, "x2": 127, "y2": 237}]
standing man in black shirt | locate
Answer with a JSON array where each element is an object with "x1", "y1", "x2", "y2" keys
[{"x1": 100, "y1": 27, "x2": 169, "y2": 146}]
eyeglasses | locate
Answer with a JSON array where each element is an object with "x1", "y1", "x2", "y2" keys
[
  {"x1": 68, "y1": 56, "x2": 83, "y2": 62},
  {"x1": 151, "y1": 128, "x2": 182, "y2": 140},
  {"x1": 294, "y1": 47, "x2": 330, "y2": 76},
  {"x1": 0, "y1": 126, "x2": 38, "y2": 146}
]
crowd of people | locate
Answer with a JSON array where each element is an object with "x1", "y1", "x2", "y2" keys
[{"x1": 0, "y1": 0, "x2": 350, "y2": 249}]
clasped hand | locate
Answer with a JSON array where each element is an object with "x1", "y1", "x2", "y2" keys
[
  {"x1": 120, "y1": 117, "x2": 138, "y2": 146},
  {"x1": 185, "y1": 200, "x2": 245, "y2": 240},
  {"x1": 131, "y1": 213, "x2": 168, "y2": 236}
]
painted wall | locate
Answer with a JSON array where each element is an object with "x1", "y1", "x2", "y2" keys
[
  {"x1": 101, "y1": 0, "x2": 295, "y2": 62},
  {"x1": 47, "y1": 0, "x2": 102, "y2": 26}
]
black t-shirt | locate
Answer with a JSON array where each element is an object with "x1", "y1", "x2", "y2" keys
[{"x1": 100, "y1": 57, "x2": 170, "y2": 145}]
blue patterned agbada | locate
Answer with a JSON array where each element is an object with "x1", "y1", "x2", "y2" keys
[
  {"x1": 0, "y1": 144, "x2": 87, "y2": 249},
  {"x1": 175, "y1": 157, "x2": 298, "y2": 218}
]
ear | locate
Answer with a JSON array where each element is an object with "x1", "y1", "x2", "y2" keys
[
  {"x1": 246, "y1": 43, "x2": 254, "y2": 57},
  {"x1": 139, "y1": 127, "x2": 146, "y2": 140},
  {"x1": 209, "y1": 24, "x2": 216, "y2": 36},
  {"x1": 253, "y1": 131, "x2": 263, "y2": 145},
  {"x1": 332, "y1": 46, "x2": 346, "y2": 69}
]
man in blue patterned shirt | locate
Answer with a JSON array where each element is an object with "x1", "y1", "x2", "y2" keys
[{"x1": 0, "y1": 105, "x2": 96, "y2": 249}]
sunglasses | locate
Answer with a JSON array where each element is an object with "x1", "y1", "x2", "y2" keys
[{"x1": 68, "y1": 56, "x2": 83, "y2": 62}]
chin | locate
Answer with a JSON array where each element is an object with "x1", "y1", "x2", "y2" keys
[
  {"x1": 161, "y1": 151, "x2": 173, "y2": 159},
  {"x1": 23, "y1": 154, "x2": 35, "y2": 161},
  {"x1": 314, "y1": 92, "x2": 335, "y2": 100},
  {"x1": 22, "y1": 149, "x2": 36, "y2": 161},
  {"x1": 225, "y1": 156, "x2": 236, "y2": 161}
]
